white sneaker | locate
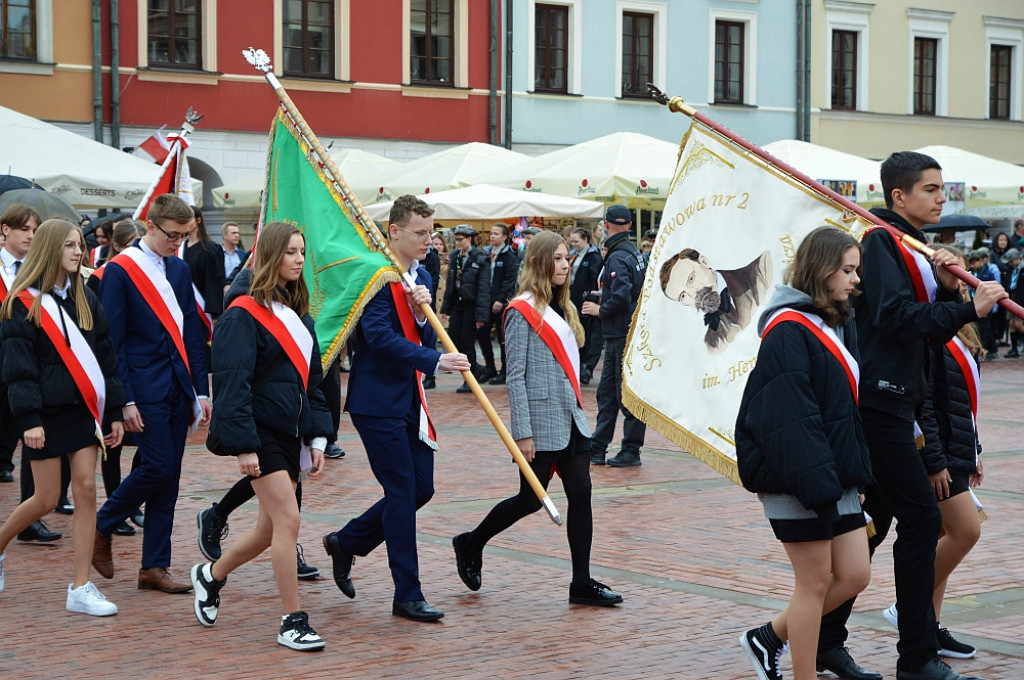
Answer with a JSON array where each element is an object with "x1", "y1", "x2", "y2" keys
[
  {"x1": 882, "y1": 603, "x2": 898, "y2": 629},
  {"x1": 0, "y1": 551, "x2": 6, "y2": 592},
  {"x1": 277, "y1": 610, "x2": 325, "y2": 651},
  {"x1": 66, "y1": 581, "x2": 118, "y2": 616}
]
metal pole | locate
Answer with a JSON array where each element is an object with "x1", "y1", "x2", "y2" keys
[
  {"x1": 503, "y1": 0, "x2": 513, "y2": 148},
  {"x1": 92, "y1": 0, "x2": 103, "y2": 142},
  {"x1": 489, "y1": 0, "x2": 498, "y2": 145}
]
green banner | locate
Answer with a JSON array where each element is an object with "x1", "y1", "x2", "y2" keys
[{"x1": 262, "y1": 108, "x2": 398, "y2": 367}]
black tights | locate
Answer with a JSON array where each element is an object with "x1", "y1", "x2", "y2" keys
[
  {"x1": 215, "y1": 476, "x2": 303, "y2": 519},
  {"x1": 464, "y1": 448, "x2": 593, "y2": 584}
]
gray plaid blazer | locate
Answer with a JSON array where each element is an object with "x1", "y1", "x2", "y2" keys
[{"x1": 505, "y1": 306, "x2": 591, "y2": 452}]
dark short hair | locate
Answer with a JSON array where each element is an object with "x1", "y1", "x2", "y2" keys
[
  {"x1": 659, "y1": 248, "x2": 701, "y2": 293},
  {"x1": 389, "y1": 194, "x2": 434, "y2": 227},
  {"x1": 570, "y1": 227, "x2": 591, "y2": 243},
  {"x1": 880, "y1": 151, "x2": 942, "y2": 209}
]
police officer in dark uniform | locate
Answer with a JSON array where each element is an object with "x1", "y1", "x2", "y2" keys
[{"x1": 441, "y1": 225, "x2": 491, "y2": 393}]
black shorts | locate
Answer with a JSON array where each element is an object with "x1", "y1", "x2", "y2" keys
[
  {"x1": 21, "y1": 404, "x2": 98, "y2": 461},
  {"x1": 943, "y1": 474, "x2": 970, "y2": 500},
  {"x1": 769, "y1": 512, "x2": 867, "y2": 544},
  {"x1": 252, "y1": 428, "x2": 301, "y2": 482}
]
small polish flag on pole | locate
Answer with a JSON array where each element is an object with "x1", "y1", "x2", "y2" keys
[{"x1": 137, "y1": 126, "x2": 170, "y2": 164}]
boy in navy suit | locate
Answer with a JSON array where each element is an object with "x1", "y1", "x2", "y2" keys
[
  {"x1": 93, "y1": 193, "x2": 212, "y2": 594},
  {"x1": 323, "y1": 195, "x2": 469, "y2": 621}
]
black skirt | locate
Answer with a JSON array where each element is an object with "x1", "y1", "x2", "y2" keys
[{"x1": 21, "y1": 404, "x2": 99, "y2": 461}]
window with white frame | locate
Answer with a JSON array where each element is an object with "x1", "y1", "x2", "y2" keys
[
  {"x1": 985, "y1": 16, "x2": 1024, "y2": 122},
  {"x1": 824, "y1": 0, "x2": 871, "y2": 111},
  {"x1": 527, "y1": 0, "x2": 581, "y2": 95},
  {"x1": 907, "y1": 8, "x2": 951, "y2": 117},
  {"x1": 284, "y1": 0, "x2": 334, "y2": 79},
  {"x1": 708, "y1": 8, "x2": 757, "y2": 107},
  {"x1": 401, "y1": 0, "x2": 466, "y2": 88},
  {"x1": 0, "y1": 0, "x2": 52, "y2": 74},
  {"x1": 138, "y1": 0, "x2": 216, "y2": 72},
  {"x1": 616, "y1": 1, "x2": 665, "y2": 100}
]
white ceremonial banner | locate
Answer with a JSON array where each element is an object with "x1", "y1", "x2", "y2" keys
[{"x1": 622, "y1": 120, "x2": 874, "y2": 483}]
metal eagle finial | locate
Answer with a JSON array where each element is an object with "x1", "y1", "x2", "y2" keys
[{"x1": 243, "y1": 47, "x2": 272, "y2": 73}]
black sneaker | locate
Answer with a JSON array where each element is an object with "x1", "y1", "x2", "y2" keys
[
  {"x1": 323, "y1": 443, "x2": 345, "y2": 459},
  {"x1": 607, "y1": 450, "x2": 642, "y2": 467},
  {"x1": 568, "y1": 578, "x2": 623, "y2": 606},
  {"x1": 197, "y1": 504, "x2": 229, "y2": 561},
  {"x1": 113, "y1": 520, "x2": 136, "y2": 536},
  {"x1": 278, "y1": 610, "x2": 325, "y2": 651},
  {"x1": 296, "y1": 544, "x2": 320, "y2": 581},
  {"x1": 740, "y1": 622, "x2": 788, "y2": 680},
  {"x1": 590, "y1": 452, "x2": 606, "y2": 465},
  {"x1": 190, "y1": 562, "x2": 225, "y2": 627},
  {"x1": 937, "y1": 625, "x2": 976, "y2": 659}
]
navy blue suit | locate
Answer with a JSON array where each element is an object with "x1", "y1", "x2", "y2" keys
[
  {"x1": 96, "y1": 243, "x2": 208, "y2": 570},
  {"x1": 332, "y1": 266, "x2": 441, "y2": 602}
]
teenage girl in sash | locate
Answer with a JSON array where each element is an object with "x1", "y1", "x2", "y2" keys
[
  {"x1": 191, "y1": 222, "x2": 330, "y2": 651},
  {"x1": 0, "y1": 219, "x2": 125, "y2": 615},
  {"x1": 452, "y1": 230, "x2": 623, "y2": 608},
  {"x1": 735, "y1": 227, "x2": 874, "y2": 680}
]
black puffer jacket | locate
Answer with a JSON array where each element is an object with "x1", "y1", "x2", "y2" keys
[
  {"x1": 1, "y1": 286, "x2": 126, "y2": 430},
  {"x1": 206, "y1": 272, "x2": 332, "y2": 456},
  {"x1": 441, "y1": 246, "x2": 491, "y2": 322},
  {"x1": 736, "y1": 287, "x2": 873, "y2": 519},
  {"x1": 485, "y1": 245, "x2": 519, "y2": 306},
  {"x1": 918, "y1": 340, "x2": 981, "y2": 477}
]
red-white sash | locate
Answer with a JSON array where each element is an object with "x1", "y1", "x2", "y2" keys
[
  {"x1": 389, "y1": 282, "x2": 438, "y2": 450},
  {"x1": 91, "y1": 247, "x2": 103, "y2": 268},
  {"x1": 229, "y1": 295, "x2": 317, "y2": 470},
  {"x1": 506, "y1": 293, "x2": 582, "y2": 407},
  {"x1": 762, "y1": 308, "x2": 860, "y2": 404},
  {"x1": 0, "y1": 267, "x2": 11, "y2": 303},
  {"x1": 17, "y1": 288, "x2": 106, "y2": 446},
  {"x1": 110, "y1": 246, "x2": 202, "y2": 428},
  {"x1": 870, "y1": 225, "x2": 937, "y2": 303},
  {"x1": 946, "y1": 335, "x2": 980, "y2": 426},
  {"x1": 177, "y1": 242, "x2": 213, "y2": 339},
  {"x1": 90, "y1": 264, "x2": 106, "y2": 282}
]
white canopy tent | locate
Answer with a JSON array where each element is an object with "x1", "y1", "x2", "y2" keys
[
  {"x1": 0, "y1": 105, "x2": 201, "y2": 210},
  {"x1": 363, "y1": 184, "x2": 605, "y2": 222},
  {"x1": 762, "y1": 139, "x2": 883, "y2": 206},
  {"x1": 463, "y1": 132, "x2": 680, "y2": 210},
  {"x1": 378, "y1": 142, "x2": 527, "y2": 201},
  {"x1": 212, "y1": 148, "x2": 400, "y2": 208},
  {"x1": 914, "y1": 145, "x2": 1024, "y2": 208}
]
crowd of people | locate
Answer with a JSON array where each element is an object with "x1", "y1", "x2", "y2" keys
[{"x1": 0, "y1": 149, "x2": 1011, "y2": 675}]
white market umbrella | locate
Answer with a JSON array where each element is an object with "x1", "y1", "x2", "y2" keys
[
  {"x1": 364, "y1": 183, "x2": 605, "y2": 222},
  {"x1": 379, "y1": 142, "x2": 527, "y2": 200},
  {"x1": 0, "y1": 104, "x2": 202, "y2": 210},
  {"x1": 914, "y1": 145, "x2": 1024, "y2": 207},
  {"x1": 212, "y1": 148, "x2": 400, "y2": 208},
  {"x1": 763, "y1": 139, "x2": 883, "y2": 206},
  {"x1": 463, "y1": 131, "x2": 679, "y2": 209}
]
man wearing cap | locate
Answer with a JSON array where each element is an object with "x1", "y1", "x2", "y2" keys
[
  {"x1": 581, "y1": 204, "x2": 647, "y2": 467},
  {"x1": 968, "y1": 248, "x2": 999, "y2": 358},
  {"x1": 441, "y1": 225, "x2": 491, "y2": 393}
]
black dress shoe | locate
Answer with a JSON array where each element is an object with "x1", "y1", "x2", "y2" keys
[
  {"x1": 816, "y1": 646, "x2": 883, "y2": 680},
  {"x1": 487, "y1": 372, "x2": 506, "y2": 385},
  {"x1": 322, "y1": 533, "x2": 355, "y2": 598},
  {"x1": 569, "y1": 578, "x2": 623, "y2": 606},
  {"x1": 478, "y1": 367, "x2": 497, "y2": 383},
  {"x1": 113, "y1": 520, "x2": 137, "y2": 536},
  {"x1": 452, "y1": 533, "x2": 482, "y2": 591},
  {"x1": 18, "y1": 519, "x2": 62, "y2": 542},
  {"x1": 456, "y1": 382, "x2": 472, "y2": 394},
  {"x1": 56, "y1": 500, "x2": 74, "y2": 515},
  {"x1": 607, "y1": 450, "x2": 642, "y2": 467},
  {"x1": 422, "y1": 376, "x2": 436, "y2": 390},
  {"x1": 129, "y1": 510, "x2": 145, "y2": 528},
  {"x1": 0, "y1": 470, "x2": 13, "y2": 483},
  {"x1": 580, "y1": 369, "x2": 592, "y2": 385},
  {"x1": 896, "y1": 657, "x2": 984, "y2": 680},
  {"x1": 392, "y1": 599, "x2": 444, "y2": 622}
]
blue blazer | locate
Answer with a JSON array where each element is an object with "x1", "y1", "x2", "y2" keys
[
  {"x1": 345, "y1": 267, "x2": 441, "y2": 423},
  {"x1": 99, "y1": 244, "x2": 209, "y2": 405}
]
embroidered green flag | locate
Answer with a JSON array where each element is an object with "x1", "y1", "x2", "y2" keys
[{"x1": 260, "y1": 107, "x2": 398, "y2": 367}]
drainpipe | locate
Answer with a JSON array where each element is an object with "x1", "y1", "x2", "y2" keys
[
  {"x1": 489, "y1": 0, "x2": 498, "y2": 145},
  {"x1": 92, "y1": 0, "x2": 103, "y2": 141},
  {"x1": 803, "y1": 0, "x2": 811, "y2": 141},
  {"x1": 110, "y1": 0, "x2": 121, "y2": 149},
  {"x1": 503, "y1": 0, "x2": 512, "y2": 148},
  {"x1": 795, "y1": 0, "x2": 811, "y2": 141}
]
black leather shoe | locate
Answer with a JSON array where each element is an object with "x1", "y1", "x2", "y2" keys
[
  {"x1": 422, "y1": 376, "x2": 436, "y2": 390},
  {"x1": 590, "y1": 452, "x2": 606, "y2": 465},
  {"x1": 113, "y1": 520, "x2": 137, "y2": 537},
  {"x1": 896, "y1": 657, "x2": 984, "y2": 680},
  {"x1": 323, "y1": 444, "x2": 346, "y2": 459},
  {"x1": 18, "y1": 519, "x2": 62, "y2": 542},
  {"x1": 580, "y1": 369, "x2": 592, "y2": 385},
  {"x1": 0, "y1": 470, "x2": 13, "y2": 483},
  {"x1": 456, "y1": 382, "x2": 472, "y2": 394},
  {"x1": 479, "y1": 367, "x2": 497, "y2": 383},
  {"x1": 56, "y1": 500, "x2": 74, "y2": 515},
  {"x1": 129, "y1": 510, "x2": 145, "y2": 528},
  {"x1": 392, "y1": 599, "x2": 444, "y2": 622},
  {"x1": 487, "y1": 372, "x2": 506, "y2": 385},
  {"x1": 816, "y1": 646, "x2": 883, "y2": 680},
  {"x1": 322, "y1": 532, "x2": 355, "y2": 598},
  {"x1": 452, "y1": 533, "x2": 482, "y2": 591},
  {"x1": 569, "y1": 578, "x2": 623, "y2": 606},
  {"x1": 607, "y1": 451, "x2": 642, "y2": 467}
]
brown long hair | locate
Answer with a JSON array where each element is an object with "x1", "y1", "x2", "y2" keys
[
  {"x1": 1, "y1": 219, "x2": 93, "y2": 330},
  {"x1": 933, "y1": 244, "x2": 985, "y2": 357},
  {"x1": 786, "y1": 226, "x2": 862, "y2": 327},
  {"x1": 516, "y1": 231, "x2": 584, "y2": 346},
  {"x1": 247, "y1": 221, "x2": 309, "y2": 316}
]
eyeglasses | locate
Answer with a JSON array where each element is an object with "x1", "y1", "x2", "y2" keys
[
  {"x1": 396, "y1": 225, "x2": 433, "y2": 242},
  {"x1": 153, "y1": 222, "x2": 188, "y2": 243}
]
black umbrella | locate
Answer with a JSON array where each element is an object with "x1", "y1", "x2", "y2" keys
[
  {"x1": 921, "y1": 214, "x2": 989, "y2": 233},
  {"x1": 0, "y1": 174, "x2": 37, "y2": 196}
]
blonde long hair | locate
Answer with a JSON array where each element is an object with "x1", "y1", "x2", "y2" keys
[
  {"x1": 1, "y1": 219, "x2": 93, "y2": 330},
  {"x1": 934, "y1": 244, "x2": 985, "y2": 357},
  {"x1": 517, "y1": 231, "x2": 584, "y2": 346},
  {"x1": 247, "y1": 221, "x2": 309, "y2": 316}
]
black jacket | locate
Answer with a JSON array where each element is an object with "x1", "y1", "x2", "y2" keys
[
  {"x1": 422, "y1": 247, "x2": 441, "y2": 302},
  {"x1": 736, "y1": 304, "x2": 873, "y2": 520},
  {"x1": 853, "y1": 209, "x2": 977, "y2": 419},
  {"x1": 441, "y1": 247, "x2": 492, "y2": 322},
  {"x1": 918, "y1": 341, "x2": 981, "y2": 477},
  {"x1": 569, "y1": 246, "x2": 603, "y2": 309},
  {"x1": 1, "y1": 286, "x2": 126, "y2": 430},
  {"x1": 485, "y1": 245, "x2": 519, "y2": 306},
  {"x1": 183, "y1": 239, "x2": 226, "y2": 317},
  {"x1": 206, "y1": 272, "x2": 332, "y2": 456},
  {"x1": 598, "y1": 231, "x2": 645, "y2": 339}
]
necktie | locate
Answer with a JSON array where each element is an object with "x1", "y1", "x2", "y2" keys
[{"x1": 14, "y1": 260, "x2": 22, "y2": 274}]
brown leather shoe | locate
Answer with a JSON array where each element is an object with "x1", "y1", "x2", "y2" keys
[
  {"x1": 92, "y1": 530, "x2": 114, "y2": 579},
  {"x1": 138, "y1": 567, "x2": 193, "y2": 593}
]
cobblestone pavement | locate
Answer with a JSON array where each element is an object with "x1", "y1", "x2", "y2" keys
[{"x1": 1, "y1": 357, "x2": 1022, "y2": 679}]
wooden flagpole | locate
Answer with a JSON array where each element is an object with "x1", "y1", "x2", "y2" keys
[
  {"x1": 649, "y1": 86, "x2": 1024, "y2": 321},
  {"x1": 242, "y1": 47, "x2": 562, "y2": 526},
  {"x1": 131, "y1": 108, "x2": 204, "y2": 220}
]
